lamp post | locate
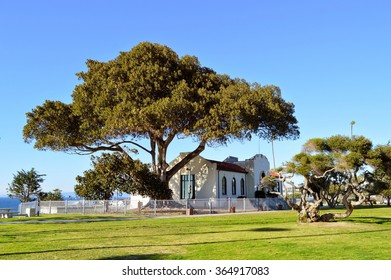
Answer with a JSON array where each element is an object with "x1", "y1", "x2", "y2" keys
[
  {"x1": 350, "y1": 121, "x2": 355, "y2": 139},
  {"x1": 185, "y1": 167, "x2": 193, "y2": 215},
  {"x1": 186, "y1": 167, "x2": 191, "y2": 199}
]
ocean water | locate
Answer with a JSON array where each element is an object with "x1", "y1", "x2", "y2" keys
[{"x1": 0, "y1": 197, "x2": 21, "y2": 210}]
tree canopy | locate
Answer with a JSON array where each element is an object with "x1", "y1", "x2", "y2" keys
[
  {"x1": 368, "y1": 144, "x2": 391, "y2": 205},
  {"x1": 23, "y1": 42, "x2": 299, "y2": 196},
  {"x1": 7, "y1": 168, "x2": 45, "y2": 202}
]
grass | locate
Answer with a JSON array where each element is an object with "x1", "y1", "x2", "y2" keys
[{"x1": 0, "y1": 206, "x2": 390, "y2": 260}]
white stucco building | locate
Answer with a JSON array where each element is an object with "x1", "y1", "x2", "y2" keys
[{"x1": 168, "y1": 153, "x2": 276, "y2": 200}]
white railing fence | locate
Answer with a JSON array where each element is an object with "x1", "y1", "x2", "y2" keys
[{"x1": 19, "y1": 197, "x2": 290, "y2": 217}]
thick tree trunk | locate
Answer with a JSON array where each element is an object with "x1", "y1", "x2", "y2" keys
[{"x1": 283, "y1": 181, "x2": 364, "y2": 223}]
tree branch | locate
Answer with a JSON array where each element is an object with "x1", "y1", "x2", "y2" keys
[
  {"x1": 166, "y1": 139, "x2": 207, "y2": 182},
  {"x1": 314, "y1": 167, "x2": 335, "y2": 179},
  {"x1": 282, "y1": 179, "x2": 300, "y2": 210}
]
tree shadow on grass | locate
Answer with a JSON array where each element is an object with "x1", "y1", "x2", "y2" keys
[
  {"x1": 347, "y1": 216, "x2": 391, "y2": 225},
  {"x1": 249, "y1": 227, "x2": 291, "y2": 232},
  {"x1": 1, "y1": 227, "x2": 390, "y2": 260},
  {"x1": 100, "y1": 254, "x2": 168, "y2": 260},
  {"x1": 0, "y1": 227, "x2": 292, "y2": 245}
]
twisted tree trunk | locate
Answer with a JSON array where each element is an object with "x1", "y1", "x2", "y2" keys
[{"x1": 283, "y1": 180, "x2": 366, "y2": 223}]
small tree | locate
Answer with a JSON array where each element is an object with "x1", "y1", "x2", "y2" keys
[
  {"x1": 281, "y1": 135, "x2": 374, "y2": 223},
  {"x1": 7, "y1": 168, "x2": 45, "y2": 202},
  {"x1": 39, "y1": 188, "x2": 63, "y2": 201}
]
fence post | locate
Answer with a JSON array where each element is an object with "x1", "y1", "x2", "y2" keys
[
  {"x1": 49, "y1": 200, "x2": 52, "y2": 214},
  {"x1": 65, "y1": 200, "x2": 68, "y2": 214},
  {"x1": 124, "y1": 199, "x2": 127, "y2": 215},
  {"x1": 209, "y1": 198, "x2": 212, "y2": 214},
  {"x1": 243, "y1": 198, "x2": 246, "y2": 212},
  {"x1": 228, "y1": 197, "x2": 231, "y2": 212},
  {"x1": 82, "y1": 198, "x2": 85, "y2": 215},
  {"x1": 154, "y1": 199, "x2": 157, "y2": 216}
]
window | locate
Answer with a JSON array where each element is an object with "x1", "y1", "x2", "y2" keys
[
  {"x1": 232, "y1": 177, "x2": 237, "y2": 195},
  {"x1": 180, "y1": 174, "x2": 195, "y2": 199},
  {"x1": 240, "y1": 178, "x2": 245, "y2": 196},
  {"x1": 222, "y1": 176, "x2": 227, "y2": 195},
  {"x1": 260, "y1": 171, "x2": 266, "y2": 184}
]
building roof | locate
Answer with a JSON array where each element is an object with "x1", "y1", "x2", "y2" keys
[
  {"x1": 208, "y1": 160, "x2": 248, "y2": 174},
  {"x1": 269, "y1": 170, "x2": 281, "y2": 177}
]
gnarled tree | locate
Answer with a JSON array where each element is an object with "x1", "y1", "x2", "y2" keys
[
  {"x1": 23, "y1": 42, "x2": 299, "y2": 198},
  {"x1": 281, "y1": 135, "x2": 375, "y2": 223}
]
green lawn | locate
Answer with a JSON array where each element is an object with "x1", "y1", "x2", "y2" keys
[{"x1": 0, "y1": 207, "x2": 390, "y2": 260}]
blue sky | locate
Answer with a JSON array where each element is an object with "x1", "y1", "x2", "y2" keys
[{"x1": 1, "y1": 0, "x2": 390, "y2": 195}]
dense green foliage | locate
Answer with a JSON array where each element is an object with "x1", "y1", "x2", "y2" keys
[
  {"x1": 0, "y1": 207, "x2": 390, "y2": 260},
  {"x1": 23, "y1": 42, "x2": 299, "y2": 196},
  {"x1": 39, "y1": 188, "x2": 63, "y2": 201},
  {"x1": 282, "y1": 135, "x2": 391, "y2": 222},
  {"x1": 75, "y1": 153, "x2": 171, "y2": 199},
  {"x1": 368, "y1": 144, "x2": 391, "y2": 205},
  {"x1": 6, "y1": 168, "x2": 45, "y2": 202}
]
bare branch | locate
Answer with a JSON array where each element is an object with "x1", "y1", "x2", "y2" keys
[
  {"x1": 282, "y1": 179, "x2": 300, "y2": 210},
  {"x1": 314, "y1": 167, "x2": 335, "y2": 179}
]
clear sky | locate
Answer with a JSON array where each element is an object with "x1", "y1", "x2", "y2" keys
[{"x1": 1, "y1": 0, "x2": 390, "y2": 196}]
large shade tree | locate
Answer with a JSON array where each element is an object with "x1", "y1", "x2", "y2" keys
[
  {"x1": 23, "y1": 42, "x2": 299, "y2": 198},
  {"x1": 280, "y1": 135, "x2": 381, "y2": 223}
]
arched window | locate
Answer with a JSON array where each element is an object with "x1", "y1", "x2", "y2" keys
[
  {"x1": 240, "y1": 178, "x2": 245, "y2": 196},
  {"x1": 222, "y1": 176, "x2": 227, "y2": 195},
  {"x1": 260, "y1": 171, "x2": 266, "y2": 184},
  {"x1": 232, "y1": 177, "x2": 237, "y2": 195}
]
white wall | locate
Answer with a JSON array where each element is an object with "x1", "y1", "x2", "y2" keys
[
  {"x1": 169, "y1": 153, "x2": 271, "y2": 200},
  {"x1": 169, "y1": 155, "x2": 248, "y2": 200},
  {"x1": 169, "y1": 155, "x2": 217, "y2": 200},
  {"x1": 216, "y1": 170, "x2": 246, "y2": 198},
  {"x1": 234, "y1": 154, "x2": 270, "y2": 197}
]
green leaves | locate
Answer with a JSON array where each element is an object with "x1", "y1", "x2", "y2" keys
[
  {"x1": 24, "y1": 41, "x2": 299, "y2": 186},
  {"x1": 74, "y1": 153, "x2": 172, "y2": 200},
  {"x1": 23, "y1": 101, "x2": 81, "y2": 151},
  {"x1": 7, "y1": 168, "x2": 45, "y2": 202}
]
